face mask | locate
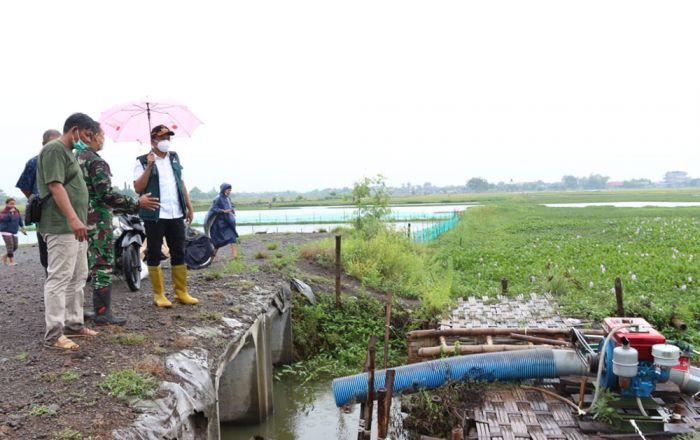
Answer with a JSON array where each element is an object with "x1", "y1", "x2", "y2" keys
[
  {"x1": 157, "y1": 140, "x2": 170, "y2": 153},
  {"x1": 74, "y1": 139, "x2": 89, "y2": 152}
]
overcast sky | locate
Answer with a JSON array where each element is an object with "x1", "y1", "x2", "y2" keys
[{"x1": 1, "y1": 1, "x2": 698, "y2": 197}]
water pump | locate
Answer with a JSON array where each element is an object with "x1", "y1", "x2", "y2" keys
[{"x1": 593, "y1": 317, "x2": 682, "y2": 398}]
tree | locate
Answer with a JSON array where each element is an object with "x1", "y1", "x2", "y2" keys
[
  {"x1": 466, "y1": 177, "x2": 492, "y2": 193},
  {"x1": 581, "y1": 174, "x2": 609, "y2": 190},
  {"x1": 561, "y1": 175, "x2": 578, "y2": 189},
  {"x1": 188, "y1": 186, "x2": 206, "y2": 200},
  {"x1": 351, "y1": 174, "x2": 390, "y2": 234},
  {"x1": 120, "y1": 182, "x2": 138, "y2": 199}
]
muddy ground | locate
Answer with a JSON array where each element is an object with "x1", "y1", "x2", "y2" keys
[{"x1": 0, "y1": 232, "x2": 348, "y2": 439}]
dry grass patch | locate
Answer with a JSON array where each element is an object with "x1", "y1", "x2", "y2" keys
[{"x1": 174, "y1": 335, "x2": 197, "y2": 348}]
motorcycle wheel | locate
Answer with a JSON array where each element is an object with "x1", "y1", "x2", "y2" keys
[{"x1": 123, "y1": 244, "x2": 141, "y2": 292}]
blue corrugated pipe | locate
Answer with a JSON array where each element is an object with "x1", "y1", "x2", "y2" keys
[{"x1": 333, "y1": 348, "x2": 585, "y2": 407}]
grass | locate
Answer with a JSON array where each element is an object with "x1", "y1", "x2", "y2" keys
[
  {"x1": 53, "y1": 428, "x2": 85, "y2": 440},
  {"x1": 39, "y1": 371, "x2": 80, "y2": 383},
  {"x1": 111, "y1": 333, "x2": 147, "y2": 346},
  {"x1": 99, "y1": 369, "x2": 157, "y2": 400},
  {"x1": 197, "y1": 310, "x2": 224, "y2": 322},
  {"x1": 278, "y1": 292, "x2": 414, "y2": 382},
  {"x1": 29, "y1": 403, "x2": 56, "y2": 417},
  {"x1": 266, "y1": 242, "x2": 279, "y2": 251}
]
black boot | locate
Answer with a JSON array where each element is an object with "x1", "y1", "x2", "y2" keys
[
  {"x1": 93, "y1": 286, "x2": 127, "y2": 326},
  {"x1": 84, "y1": 310, "x2": 95, "y2": 321}
]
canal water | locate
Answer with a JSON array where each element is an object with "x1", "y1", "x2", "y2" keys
[
  {"x1": 221, "y1": 376, "x2": 404, "y2": 440},
  {"x1": 221, "y1": 378, "x2": 364, "y2": 440}
]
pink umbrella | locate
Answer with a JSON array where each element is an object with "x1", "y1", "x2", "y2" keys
[{"x1": 99, "y1": 100, "x2": 203, "y2": 143}]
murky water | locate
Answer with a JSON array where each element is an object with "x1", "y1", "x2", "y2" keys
[
  {"x1": 221, "y1": 378, "x2": 369, "y2": 440},
  {"x1": 544, "y1": 201, "x2": 700, "y2": 208}
]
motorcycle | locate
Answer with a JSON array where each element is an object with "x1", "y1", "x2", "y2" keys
[{"x1": 113, "y1": 214, "x2": 146, "y2": 291}]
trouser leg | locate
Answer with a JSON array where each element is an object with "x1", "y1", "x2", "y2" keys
[
  {"x1": 145, "y1": 220, "x2": 166, "y2": 267},
  {"x1": 64, "y1": 239, "x2": 88, "y2": 332},
  {"x1": 164, "y1": 218, "x2": 185, "y2": 266},
  {"x1": 44, "y1": 234, "x2": 80, "y2": 343},
  {"x1": 88, "y1": 223, "x2": 114, "y2": 290},
  {"x1": 37, "y1": 231, "x2": 48, "y2": 270},
  {"x1": 3, "y1": 235, "x2": 13, "y2": 258}
]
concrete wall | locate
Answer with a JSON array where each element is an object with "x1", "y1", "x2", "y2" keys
[
  {"x1": 113, "y1": 284, "x2": 294, "y2": 440},
  {"x1": 216, "y1": 284, "x2": 293, "y2": 425}
]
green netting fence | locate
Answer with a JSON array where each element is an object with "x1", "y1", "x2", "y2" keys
[{"x1": 410, "y1": 213, "x2": 460, "y2": 242}]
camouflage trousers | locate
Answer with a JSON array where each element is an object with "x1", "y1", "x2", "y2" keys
[{"x1": 87, "y1": 220, "x2": 114, "y2": 289}]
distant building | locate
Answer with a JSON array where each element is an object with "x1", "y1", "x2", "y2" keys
[{"x1": 606, "y1": 181, "x2": 624, "y2": 188}]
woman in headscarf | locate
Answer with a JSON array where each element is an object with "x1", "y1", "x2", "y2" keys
[{"x1": 205, "y1": 183, "x2": 239, "y2": 260}]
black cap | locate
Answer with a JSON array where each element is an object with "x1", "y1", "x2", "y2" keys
[{"x1": 151, "y1": 124, "x2": 175, "y2": 138}]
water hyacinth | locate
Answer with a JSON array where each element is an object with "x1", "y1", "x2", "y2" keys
[
  {"x1": 630, "y1": 274, "x2": 637, "y2": 281},
  {"x1": 689, "y1": 276, "x2": 693, "y2": 283},
  {"x1": 681, "y1": 285, "x2": 688, "y2": 291},
  {"x1": 588, "y1": 281, "x2": 594, "y2": 289},
  {"x1": 600, "y1": 264, "x2": 606, "y2": 273}
]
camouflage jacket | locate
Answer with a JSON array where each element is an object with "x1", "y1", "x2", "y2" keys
[{"x1": 76, "y1": 148, "x2": 138, "y2": 226}]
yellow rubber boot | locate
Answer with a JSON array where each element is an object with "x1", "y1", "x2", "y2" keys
[
  {"x1": 172, "y1": 265, "x2": 199, "y2": 305},
  {"x1": 148, "y1": 266, "x2": 172, "y2": 308}
]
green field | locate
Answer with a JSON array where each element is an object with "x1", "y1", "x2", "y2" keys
[
  {"x1": 190, "y1": 188, "x2": 700, "y2": 211},
  {"x1": 433, "y1": 192, "x2": 700, "y2": 343},
  {"x1": 288, "y1": 189, "x2": 700, "y2": 382}
]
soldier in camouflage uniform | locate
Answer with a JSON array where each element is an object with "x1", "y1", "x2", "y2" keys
[{"x1": 76, "y1": 123, "x2": 159, "y2": 325}]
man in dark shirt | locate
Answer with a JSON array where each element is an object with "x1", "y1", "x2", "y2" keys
[{"x1": 16, "y1": 129, "x2": 60, "y2": 271}]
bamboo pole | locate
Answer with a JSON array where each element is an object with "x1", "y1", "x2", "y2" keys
[
  {"x1": 614, "y1": 277, "x2": 624, "y2": 317},
  {"x1": 383, "y1": 292, "x2": 393, "y2": 370},
  {"x1": 335, "y1": 235, "x2": 342, "y2": 310},
  {"x1": 377, "y1": 369, "x2": 395, "y2": 440},
  {"x1": 509, "y1": 333, "x2": 572, "y2": 347},
  {"x1": 418, "y1": 344, "x2": 553, "y2": 357},
  {"x1": 358, "y1": 336, "x2": 377, "y2": 440},
  {"x1": 408, "y1": 327, "x2": 603, "y2": 339}
]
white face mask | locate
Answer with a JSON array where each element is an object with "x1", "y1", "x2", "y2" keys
[{"x1": 156, "y1": 140, "x2": 170, "y2": 153}]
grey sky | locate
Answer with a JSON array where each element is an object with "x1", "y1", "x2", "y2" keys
[{"x1": 1, "y1": 1, "x2": 698, "y2": 197}]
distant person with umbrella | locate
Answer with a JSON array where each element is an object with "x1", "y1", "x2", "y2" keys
[
  {"x1": 205, "y1": 183, "x2": 239, "y2": 260},
  {"x1": 16, "y1": 128, "x2": 61, "y2": 272},
  {"x1": 133, "y1": 124, "x2": 199, "y2": 307},
  {"x1": 77, "y1": 122, "x2": 160, "y2": 325}
]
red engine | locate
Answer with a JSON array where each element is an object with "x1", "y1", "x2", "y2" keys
[{"x1": 603, "y1": 317, "x2": 666, "y2": 361}]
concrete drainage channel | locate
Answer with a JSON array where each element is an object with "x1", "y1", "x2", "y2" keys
[{"x1": 112, "y1": 284, "x2": 294, "y2": 440}]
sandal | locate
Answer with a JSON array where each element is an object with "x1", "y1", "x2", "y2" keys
[
  {"x1": 64, "y1": 327, "x2": 99, "y2": 338},
  {"x1": 44, "y1": 335, "x2": 80, "y2": 351}
]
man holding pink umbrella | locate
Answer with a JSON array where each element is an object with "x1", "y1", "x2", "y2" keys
[
  {"x1": 100, "y1": 100, "x2": 203, "y2": 308},
  {"x1": 133, "y1": 124, "x2": 199, "y2": 307}
]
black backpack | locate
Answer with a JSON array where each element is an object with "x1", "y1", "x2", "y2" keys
[{"x1": 184, "y1": 226, "x2": 215, "y2": 270}]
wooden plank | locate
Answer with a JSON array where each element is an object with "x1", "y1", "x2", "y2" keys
[
  {"x1": 475, "y1": 422, "x2": 490, "y2": 440},
  {"x1": 508, "y1": 414, "x2": 528, "y2": 436}
]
